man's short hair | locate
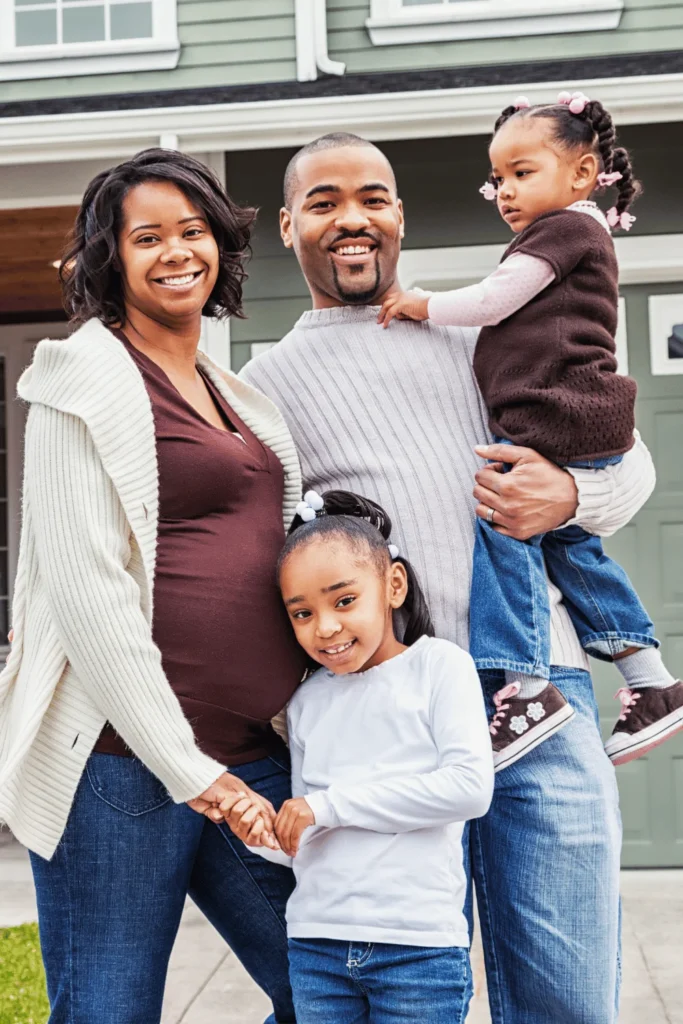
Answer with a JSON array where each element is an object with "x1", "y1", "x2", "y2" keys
[{"x1": 283, "y1": 133, "x2": 388, "y2": 208}]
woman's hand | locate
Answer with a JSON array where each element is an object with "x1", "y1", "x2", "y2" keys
[
  {"x1": 377, "y1": 290, "x2": 430, "y2": 328},
  {"x1": 473, "y1": 444, "x2": 579, "y2": 540},
  {"x1": 187, "y1": 772, "x2": 276, "y2": 832},
  {"x1": 219, "y1": 792, "x2": 281, "y2": 851},
  {"x1": 274, "y1": 797, "x2": 316, "y2": 857}
]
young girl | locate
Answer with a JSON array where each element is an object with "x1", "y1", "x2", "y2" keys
[
  {"x1": 223, "y1": 489, "x2": 493, "y2": 1024},
  {"x1": 378, "y1": 92, "x2": 683, "y2": 771}
]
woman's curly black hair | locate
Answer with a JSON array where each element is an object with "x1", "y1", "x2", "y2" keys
[
  {"x1": 278, "y1": 490, "x2": 435, "y2": 648},
  {"x1": 60, "y1": 148, "x2": 257, "y2": 326}
]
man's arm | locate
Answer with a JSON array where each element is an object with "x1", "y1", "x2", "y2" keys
[
  {"x1": 472, "y1": 430, "x2": 655, "y2": 541},
  {"x1": 565, "y1": 431, "x2": 655, "y2": 537}
]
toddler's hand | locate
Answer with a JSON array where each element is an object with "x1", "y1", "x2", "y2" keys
[
  {"x1": 275, "y1": 797, "x2": 316, "y2": 857},
  {"x1": 377, "y1": 290, "x2": 430, "y2": 328},
  {"x1": 219, "y1": 791, "x2": 281, "y2": 851}
]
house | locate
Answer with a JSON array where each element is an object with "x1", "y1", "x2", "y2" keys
[{"x1": 1, "y1": 0, "x2": 682, "y2": 865}]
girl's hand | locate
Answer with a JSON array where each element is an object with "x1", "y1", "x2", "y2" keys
[
  {"x1": 274, "y1": 797, "x2": 316, "y2": 856},
  {"x1": 377, "y1": 291, "x2": 430, "y2": 328},
  {"x1": 220, "y1": 792, "x2": 281, "y2": 850}
]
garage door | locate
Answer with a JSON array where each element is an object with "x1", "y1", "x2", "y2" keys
[{"x1": 594, "y1": 281, "x2": 683, "y2": 867}]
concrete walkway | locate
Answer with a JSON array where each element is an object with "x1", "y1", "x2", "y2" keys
[{"x1": 1, "y1": 830, "x2": 680, "y2": 1023}]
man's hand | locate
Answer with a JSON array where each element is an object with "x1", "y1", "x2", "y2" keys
[
  {"x1": 473, "y1": 444, "x2": 579, "y2": 541},
  {"x1": 377, "y1": 290, "x2": 430, "y2": 328},
  {"x1": 274, "y1": 797, "x2": 316, "y2": 857}
]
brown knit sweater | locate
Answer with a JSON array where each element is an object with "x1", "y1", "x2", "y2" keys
[{"x1": 473, "y1": 208, "x2": 636, "y2": 463}]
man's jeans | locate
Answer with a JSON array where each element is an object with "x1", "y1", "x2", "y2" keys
[
  {"x1": 30, "y1": 745, "x2": 296, "y2": 1024},
  {"x1": 470, "y1": 448, "x2": 656, "y2": 677},
  {"x1": 468, "y1": 668, "x2": 622, "y2": 1024},
  {"x1": 288, "y1": 938, "x2": 472, "y2": 1024}
]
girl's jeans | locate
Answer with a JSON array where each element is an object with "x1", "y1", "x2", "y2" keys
[
  {"x1": 29, "y1": 743, "x2": 296, "y2": 1024},
  {"x1": 470, "y1": 443, "x2": 656, "y2": 677},
  {"x1": 469, "y1": 668, "x2": 622, "y2": 1024},
  {"x1": 288, "y1": 938, "x2": 472, "y2": 1024}
]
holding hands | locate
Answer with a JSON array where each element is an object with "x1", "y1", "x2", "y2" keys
[{"x1": 223, "y1": 792, "x2": 315, "y2": 857}]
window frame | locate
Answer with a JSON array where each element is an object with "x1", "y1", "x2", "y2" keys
[
  {"x1": 366, "y1": 0, "x2": 625, "y2": 46},
  {"x1": 0, "y1": 0, "x2": 179, "y2": 81}
]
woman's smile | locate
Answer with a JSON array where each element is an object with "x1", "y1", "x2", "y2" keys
[{"x1": 152, "y1": 269, "x2": 206, "y2": 291}]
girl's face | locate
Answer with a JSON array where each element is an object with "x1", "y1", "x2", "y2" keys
[
  {"x1": 489, "y1": 117, "x2": 599, "y2": 233},
  {"x1": 117, "y1": 180, "x2": 219, "y2": 327},
  {"x1": 280, "y1": 536, "x2": 408, "y2": 674}
]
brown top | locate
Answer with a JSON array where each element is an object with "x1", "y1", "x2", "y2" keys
[
  {"x1": 473, "y1": 208, "x2": 636, "y2": 463},
  {"x1": 95, "y1": 332, "x2": 306, "y2": 764}
]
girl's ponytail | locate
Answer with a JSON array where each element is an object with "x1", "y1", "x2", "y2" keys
[{"x1": 279, "y1": 489, "x2": 435, "y2": 646}]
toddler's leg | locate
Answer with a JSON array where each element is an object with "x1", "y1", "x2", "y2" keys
[
  {"x1": 288, "y1": 938, "x2": 370, "y2": 1024},
  {"x1": 360, "y1": 943, "x2": 472, "y2": 1023},
  {"x1": 542, "y1": 526, "x2": 683, "y2": 763}
]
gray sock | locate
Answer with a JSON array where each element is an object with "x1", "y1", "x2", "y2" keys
[
  {"x1": 504, "y1": 671, "x2": 547, "y2": 700},
  {"x1": 615, "y1": 647, "x2": 677, "y2": 690}
]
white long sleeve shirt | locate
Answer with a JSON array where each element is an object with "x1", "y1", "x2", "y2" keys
[{"x1": 260, "y1": 637, "x2": 493, "y2": 947}]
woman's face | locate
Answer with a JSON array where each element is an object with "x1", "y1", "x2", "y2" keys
[{"x1": 117, "y1": 180, "x2": 219, "y2": 325}]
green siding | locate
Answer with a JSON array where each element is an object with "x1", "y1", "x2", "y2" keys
[
  {"x1": 229, "y1": 122, "x2": 683, "y2": 365},
  {"x1": 328, "y1": 0, "x2": 683, "y2": 75},
  {"x1": 0, "y1": 0, "x2": 296, "y2": 102}
]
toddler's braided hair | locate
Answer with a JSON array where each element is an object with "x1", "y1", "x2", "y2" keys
[{"x1": 493, "y1": 98, "x2": 641, "y2": 218}]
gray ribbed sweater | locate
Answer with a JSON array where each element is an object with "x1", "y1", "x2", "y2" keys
[{"x1": 241, "y1": 306, "x2": 655, "y2": 667}]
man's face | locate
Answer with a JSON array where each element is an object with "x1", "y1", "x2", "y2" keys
[{"x1": 281, "y1": 147, "x2": 404, "y2": 309}]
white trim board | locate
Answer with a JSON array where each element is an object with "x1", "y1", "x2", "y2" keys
[
  {"x1": 398, "y1": 234, "x2": 683, "y2": 289},
  {"x1": 1, "y1": 71, "x2": 682, "y2": 165},
  {"x1": 367, "y1": 0, "x2": 623, "y2": 46}
]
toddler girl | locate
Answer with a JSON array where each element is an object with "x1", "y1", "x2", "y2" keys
[
  {"x1": 378, "y1": 92, "x2": 683, "y2": 770},
  {"x1": 225, "y1": 489, "x2": 493, "y2": 1024}
]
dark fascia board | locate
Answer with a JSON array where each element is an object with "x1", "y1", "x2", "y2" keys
[{"x1": 1, "y1": 49, "x2": 683, "y2": 120}]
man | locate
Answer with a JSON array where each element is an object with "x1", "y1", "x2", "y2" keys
[{"x1": 241, "y1": 132, "x2": 654, "y2": 1022}]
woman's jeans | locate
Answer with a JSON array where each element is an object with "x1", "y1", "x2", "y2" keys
[
  {"x1": 470, "y1": 447, "x2": 656, "y2": 677},
  {"x1": 469, "y1": 668, "x2": 622, "y2": 1024},
  {"x1": 288, "y1": 938, "x2": 472, "y2": 1024},
  {"x1": 29, "y1": 746, "x2": 296, "y2": 1024}
]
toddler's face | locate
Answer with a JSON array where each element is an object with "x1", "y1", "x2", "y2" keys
[
  {"x1": 280, "y1": 537, "x2": 407, "y2": 675},
  {"x1": 489, "y1": 118, "x2": 595, "y2": 233}
]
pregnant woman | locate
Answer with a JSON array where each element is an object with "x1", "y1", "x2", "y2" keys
[{"x1": 0, "y1": 149, "x2": 306, "y2": 1023}]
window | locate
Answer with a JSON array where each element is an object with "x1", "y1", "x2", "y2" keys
[
  {"x1": 366, "y1": 0, "x2": 624, "y2": 46},
  {"x1": 0, "y1": 0, "x2": 180, "y2": 80}
]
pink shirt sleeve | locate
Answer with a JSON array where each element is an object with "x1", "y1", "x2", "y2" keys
[{"x1": 427, "y1": 253, "x2": 555, "y2": 328}]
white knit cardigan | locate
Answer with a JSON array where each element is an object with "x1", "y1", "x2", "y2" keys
[{"x1": 0, "y1": 319, "x2": 302, "y2": 860}]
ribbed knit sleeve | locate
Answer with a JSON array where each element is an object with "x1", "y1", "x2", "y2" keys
[
  {"x1": 26, "y1": 404, "x2": 226, "y2": 802},
  {"x1": 566, "y1": 430, "x2": 656, "y2": 537}
]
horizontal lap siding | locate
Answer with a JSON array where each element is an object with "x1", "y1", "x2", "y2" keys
[
  {"x1": 328, "y1": 0, "x2": 683, "y2": 74},
  {"x1": 0, "y1": 0, "x2": 296, "y2": 103}
]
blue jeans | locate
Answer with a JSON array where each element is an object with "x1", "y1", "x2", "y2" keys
[
  {"x1": 470, "y1": 443, "x2": 656, "y2": 676},
  {"x1": 468, "y1": 668, "x2": 622, "y2": 1023},
  {"x1": 30, "y1": 746, "x2": 296, "y2": 1024},
  {"x1": 288, "y1": 938, "x2": 472, "y2": 1023}
]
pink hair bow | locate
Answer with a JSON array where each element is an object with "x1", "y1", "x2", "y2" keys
[
  {"x1": 606, "y1": 207, "x2": 636, "y2": 232},
  {"x1": 558, "y1": 90, "x2": 590, "y2": 114},
  {"x1": 597, "y1": 171, "x2": 623, "y2": 188},
  {"x1": 514, "y1": 96, "x2": 531, "y2": 110},
  {"x1": 479, "y1": 182, "x2": 497, "y2": 201}
]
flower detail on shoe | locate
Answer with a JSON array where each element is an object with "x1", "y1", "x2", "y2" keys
[
  {"x1": 509, "y1": 715, "x2": 529, "y2": 736},
  {"x1": 526, "y1": 702, "x2": 546, "y2": 722}
]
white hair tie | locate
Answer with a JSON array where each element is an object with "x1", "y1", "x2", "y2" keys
[
  {"x1": 388, "y1": 544, "x2": 399, "y2": 560},
  {"x1": 296, "y1": 490, "x2": 325, "y2": 522}
]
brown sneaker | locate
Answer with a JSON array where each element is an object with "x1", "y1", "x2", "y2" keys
[
  {"x1": 490, "y1": 682, "x2": 575, "y2": 772},
  {"x1": 604, "y1": 682, "x2": 683, "y2": 766}
]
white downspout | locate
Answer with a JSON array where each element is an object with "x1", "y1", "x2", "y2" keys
[{"x1": 296, "y1": 0, "x2": 345, "y2": 82}]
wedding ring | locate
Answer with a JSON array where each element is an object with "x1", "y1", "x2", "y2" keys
[{"x1": 486, "y1": 506, "x2": 496, "y2": 525}]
